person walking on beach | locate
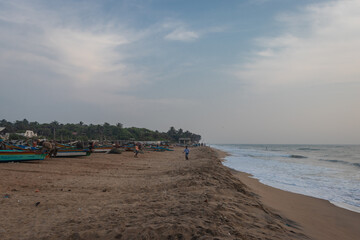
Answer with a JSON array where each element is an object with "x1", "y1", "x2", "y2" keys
[
  {"x1": 88, "y1": 141, "x2": 95, "y2": 152},
  {"x1": 134, "y1": 144, "x2": 140, "y2": 158},
  {"x1": 184, "y1": 146, "x2": 190, "y2": 160}
]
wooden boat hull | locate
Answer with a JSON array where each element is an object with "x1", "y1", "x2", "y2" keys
[
  {"x1": 0, "y1": 150, "x2": 47, "y2": 162},
  {"x1": 56, "y1": 149, "x2": 91, "y2": 157},
  {"x1": 93, "y1": 147, "x2": 112, "y2": 153}
]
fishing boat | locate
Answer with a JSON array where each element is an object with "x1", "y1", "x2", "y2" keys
[
  {"x1": 55, "y1": 148, "x2": 91, "y2": 157},
  {"x1": 92, "y1": 146, "x2": 112, "y2": 153},
  {"x1": 0, "y1": 150, "x2": 47, "y2": 162},
  {"x1": 146, "y1": 146, "x2": 174, "y2": 152}
]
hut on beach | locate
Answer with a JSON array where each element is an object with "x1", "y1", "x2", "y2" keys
[{"x1": 178, "y1": 138, "x2": 191, "y2": 145}]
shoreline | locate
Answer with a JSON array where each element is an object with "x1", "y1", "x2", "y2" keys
[
  {"x1": 239, "y1": 173, "x2": 360, "y2": 214},
  {"x1": 213, "y1": 145, "x2": 360, "y2": 214},
  {"x1": 213, "y1": 148, "x2": 360, "y2": 240}
]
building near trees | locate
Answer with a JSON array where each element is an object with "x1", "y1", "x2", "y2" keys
[{"x1": 17, "y1": 130, "x2": 38, "y2": 138}]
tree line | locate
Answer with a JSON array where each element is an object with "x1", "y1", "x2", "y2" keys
[{"x1": 0, "y1": 119, "x2": 201, "y2": 143}]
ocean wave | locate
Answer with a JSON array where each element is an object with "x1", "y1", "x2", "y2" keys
[
  {"x1": 234, "y1": 149, "x2": 289, "y2": 159},
  {"x1": 353, "y1": 163, "x2": 360, "y2": 168},
  {"x1": 320, "y1": 159, "x2": 360, "y2": 168},
  {"x1": 297, "y1": 148, "x2": 320, "y2": 151},
  {"x1": 242, "y1": 152, "x2": 307, "y2": 159},
  {"x1": 215, "y1": 144, "x2": 360, "y2": 214},
  {"x1": 289, "y1": 155, "x2": 307, "y2": 159},
  {"x1": 320, "y1": 159, "x2": 347, "y2": 164}
]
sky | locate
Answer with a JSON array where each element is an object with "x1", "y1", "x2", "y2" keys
[{"x1": 0, "y1": 0, "x2": 359, "y2": 144}]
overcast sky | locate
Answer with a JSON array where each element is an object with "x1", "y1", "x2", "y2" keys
[{"x1": 0, "y1": 0, "x2": 359, "y2": 144}]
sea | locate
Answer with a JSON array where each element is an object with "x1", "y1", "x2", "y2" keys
[{"x1": 212, "y1": 144, "x2": 360, "y2": 213}]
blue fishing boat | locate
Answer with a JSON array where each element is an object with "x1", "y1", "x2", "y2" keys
[
  {"x1": 0, "y1": 150, "x2": 47, "y2": 162},
  {"x1": 147, "y1": 146, "x2": 174, "y2": 152}
]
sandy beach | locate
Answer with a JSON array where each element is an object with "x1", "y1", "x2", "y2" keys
[
  {"x1": 233, "y1": 171, "x2": 360, "y2": 240},
  {"x1": 0, "y1": 147, "x2": 359, "y2": 239}
]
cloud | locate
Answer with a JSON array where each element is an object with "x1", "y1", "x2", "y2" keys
[
  {"x1": 163, "y1": 21, "x2": 200, "y2": 42},
  {"x1": 0, "y1": 0, "x2": 149, "y2": 103},
  {"x1": 234, "y1": 0, "x2": 360, "y2": 86},
  {"x1": 220, "y1": 0, "x2": 360, "y2": 144},
  {"x1": 165, "y1": 27, "x2": 199, "y2": 41},
  {"x1": 256, "y1": 49, "x2": 275, "y2": 57},
  {"x1": 0, "y1": 1, "x2": 208, "y2": 129},
  {"x1": 249, "y1": 0, "x2": 270, "y2": 4},
  {"x1": 44, "y1": 28, "x2": 129, "y2": 82}
]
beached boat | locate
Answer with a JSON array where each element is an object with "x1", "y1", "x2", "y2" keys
[
  {"x1": 4, "y1": 142, "x2": 91, "y2": 158},
  {"x1": 55, "y1": 149, "x2": 91, "y2": 157},
  {"x1": 0, "y1": 150, "x2": 47, "y2": 162},
  {"x1": 146, "y1": 146, "x2": 174, "y2": 152},
  {"x1": 93, "y1": 146, "x2": 112, "y2": 153}
]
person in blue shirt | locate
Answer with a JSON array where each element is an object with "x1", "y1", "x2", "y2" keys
[{"x1": 184, "y1": 146, "x2": 190, "y2": 160}]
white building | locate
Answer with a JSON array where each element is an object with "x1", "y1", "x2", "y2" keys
[
  {"x1": 17, "y1": 130, "x2": 38, "y2": 138},
  {"x1": 25, "y1": 130, "x2": 37, "y2": 138}
]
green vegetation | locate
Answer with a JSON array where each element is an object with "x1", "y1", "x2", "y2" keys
[
  {"x1": 0, "y1": 119, "x2": 201, "y2": 143},
  {"x1": 8, "y1": 133, "x2": 27, "y2": 141}
]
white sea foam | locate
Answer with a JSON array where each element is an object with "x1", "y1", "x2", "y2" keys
[{"x1": 213, "y1": 144, "x2": 360, "y2": 213}]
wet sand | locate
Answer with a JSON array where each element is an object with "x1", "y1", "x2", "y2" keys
[
  {"x1": 213, "y1": 148, "x2": 360, "y2": 240},
  {"x1": 0, "y1": 147, "x2": 357, "y2": 239},
  {"x1": 233, "y1": 171, "x2": 360, "y2": 240}
]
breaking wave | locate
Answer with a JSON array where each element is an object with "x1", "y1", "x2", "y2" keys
[
  {"x1": 297, "y1": 148, "x2": 320, "y2": 151},
  {"x1": 320, "y1": 159, "x2": 360, "y2": 168},
  {"x1": 289, "y1": 155, "x2": 307, "y2": 159}
]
